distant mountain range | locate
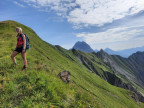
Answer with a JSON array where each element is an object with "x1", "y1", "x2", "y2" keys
[
  {"x1": 72, "y1": 41, "x2": 144, "y2": 58},
  {"x1": 104, "y1": 47, "x2": 144, "y2": 58},
  {"x1": 104, "y1": 48, "x2": 119, "y2": 55}
]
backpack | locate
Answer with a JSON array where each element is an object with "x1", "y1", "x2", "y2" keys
[{"x1": 19, "y1": 34, "x2": 30, "y2": 49}]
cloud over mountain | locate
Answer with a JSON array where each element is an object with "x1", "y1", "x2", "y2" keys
[{"x1": 76, "y1": 25, "x2": 144, "y2": 50}]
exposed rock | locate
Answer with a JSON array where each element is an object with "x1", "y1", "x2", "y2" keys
[
  {"x1": 95, "y1": 50, "x2": 144, "y2": 103},
  {"x1": 58, "y1": 70, "x2": 71, "y2": 83},
  {"x1": 72, "y1": 49, "x2": 144, "y2": 103}
]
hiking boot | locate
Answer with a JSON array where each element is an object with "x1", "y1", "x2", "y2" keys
[{"x1": 22, "y1": 65, "x2": 27, "y2": 71}]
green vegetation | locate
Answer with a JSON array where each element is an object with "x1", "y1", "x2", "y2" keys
[
  {"x1": 110, "y1": 55, "x2": 144, "y2": 94},
  {"x1": 0, "y1": 20, "x2": 144, "y2": 108}
]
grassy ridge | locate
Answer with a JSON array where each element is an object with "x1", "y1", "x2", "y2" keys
[
  {"x1": 110, "y1": 55, "x2": 144, "y2": 94},
  {"x1": 0, "y1": 20, "x2": 144, "y2": 108}
]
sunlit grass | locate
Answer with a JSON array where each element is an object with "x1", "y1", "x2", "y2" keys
[{"x1": 0, "y1": 20, "x2": 144, "y2": 108}]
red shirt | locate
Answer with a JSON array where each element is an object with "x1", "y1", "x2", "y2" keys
[{"x1": 17, "y1": 34, "x2": 24, "y2": 48}]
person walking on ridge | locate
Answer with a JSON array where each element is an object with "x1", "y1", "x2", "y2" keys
[{"x1": 11, "y1": 27, "x2": 27, "y2": 70}]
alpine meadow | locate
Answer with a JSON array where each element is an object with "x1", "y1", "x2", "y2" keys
[{"x1": 0, "y1": 20, "x2": 144, "y2": 108}]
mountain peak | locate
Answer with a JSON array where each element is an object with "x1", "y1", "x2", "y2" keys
[
  {"x1": 100, "y1": 48, "x2": 104, "y2": 52},
  {"x1": 96, "y1": 49, "x2": 110, "y2": 59},
  {"x1": 77, "y1": 41, "x2": 85, "y2": 43},
  {"x1": 99, "y1": 49, "x2": 107, "y2": 54},
  {"x1": 104, "y1": 48, "x2": 112, "y2": 51},
  {"x1": 72, "y1": 41, "x2": 94, "y2": 53}
]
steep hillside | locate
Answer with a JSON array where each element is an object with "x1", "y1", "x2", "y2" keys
[
  {"x1": 68, "y1": 49, "x2": 144, "y2": 102},
  {"x1": 95, "y1": 49, "x2": 144, "y2": 95},
  {"x1": 128, "y1": 52, "x2": 144, "y2": 87},
  {"x1": 0, "y1": 20, "x2": 144, "y2": 108}
]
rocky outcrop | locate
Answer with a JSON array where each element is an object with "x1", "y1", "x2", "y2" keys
[
  {"x1": 104, "y1": 71, "x2": 144, "y2": 102},
  {"x1": 57, "y1": 70, "x2": 71, "y2": 83}
]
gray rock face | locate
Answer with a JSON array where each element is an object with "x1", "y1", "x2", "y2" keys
[
  {"x1": 71, "y1": 48, "x2": 144, "y2": 103},
  {"x1": 96, "y1": 49, "x2": 137, "y2": 83},
  {"x1": 58, "y1": 70, "x2": 71, "y2": 83},
  {"x1": 128, "y1": 51, "x2": 144, "y2": 84},
  {"x1": 95, "y1": 50, "x2": 144, "y2": 103}
]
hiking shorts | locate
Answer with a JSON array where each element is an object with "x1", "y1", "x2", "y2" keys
[{"x1": 14, "y1": 47, "x2": 26, "y2": 53}]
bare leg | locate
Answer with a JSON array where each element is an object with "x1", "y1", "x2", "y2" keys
[
  {"x1": 21, "y1": 51, "x2": 27, "y2": 67},
  {"x1": 11, "y1": 51, "x2": 19, "y2": 64}
]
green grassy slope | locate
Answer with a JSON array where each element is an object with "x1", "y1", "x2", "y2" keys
[
  {"x1": 56, "y1": 47, "x2": 144, "y2": 100},
  {"x1": 110, "y1": 55, "x2": 144, "y2": 94},
  {"x1": 94, "y1": 50, "x2": 144, "y2": 95},
  {"x1": 0, "y1": 20, "x2": 144, "y2": 108}
]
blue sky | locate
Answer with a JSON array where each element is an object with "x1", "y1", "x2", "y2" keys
[{"x1": 1, "y1": 0, "x2": 144, "y2": 51}]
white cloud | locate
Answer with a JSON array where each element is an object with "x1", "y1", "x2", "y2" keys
[
  {"x1": 21, "y1": 0, "x2": 144, "y2": 28},
  {"x1": 22, "y1": 0, "x2": 76, "y2": 17},
  {"x1": 91, "y1": 37, "x2": 144, "y2": 51},
  {"x1": 68, "y1": 0, "x2": 144, "y2": 28},
  {"x1": 13, "y1": 1, "x2": 25, "y2": 7},
  {"x1": 76, "y1": 25, "x2": 144, "y2": 50}
]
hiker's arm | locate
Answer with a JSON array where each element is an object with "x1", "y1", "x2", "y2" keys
[{"x1": 22, "y1": 34, "x2": 26, "y2": 50}]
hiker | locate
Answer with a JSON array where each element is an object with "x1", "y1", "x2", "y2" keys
[{"x1": 11, "y1": 27, "x2": 27, "y2": 70}]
